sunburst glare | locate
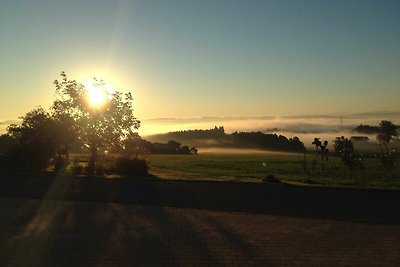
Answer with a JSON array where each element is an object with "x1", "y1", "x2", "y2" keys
[{"x1": 84, "y1": 80, "x2": 114, "y2": 107}]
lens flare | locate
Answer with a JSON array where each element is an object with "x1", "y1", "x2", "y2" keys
[{"x1": 84, "y1": 80, "x2": 114, "y2": 107}]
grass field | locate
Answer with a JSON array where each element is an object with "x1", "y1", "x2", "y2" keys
[{"x1": 144, "y1": 152, "x2": 400, "y2": 189}]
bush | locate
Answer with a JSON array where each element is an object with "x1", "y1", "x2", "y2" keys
[
  {"x1": 114, "y1": 157, "x2": 148, "y2": 176},
  {"x1": 0, "y1": 143, "x2": 54, "y2": 173},
  {"x1": 64, "y1": 160, "x2": 83, "y2": 175},
  {"x1": 70, "y1": 163, "x2": 83, "y2": 175},
  {"x1": 333, "y1": 136, "x2": 363, "y2": 171},
  {"x1": 54, "y1": 157, "x2": 68, "y2": 172},
  {"x1": 262, "y1": 174, "x2": 279, "y2": 183}
]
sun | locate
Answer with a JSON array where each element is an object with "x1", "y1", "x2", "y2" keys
[{"x1": 84, "y1": 80, "x2": 114, "y2": 107}]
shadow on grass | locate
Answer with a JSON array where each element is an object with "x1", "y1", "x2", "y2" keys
[
  {"x1": 0, "y1": 185, "x2": 271, "y2": 265},
  {"x1": 0, "y1": 173, "x2": 400, "y2": 225}
]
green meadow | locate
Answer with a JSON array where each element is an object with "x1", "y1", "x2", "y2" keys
[{"x1": 143, "y1": 152, "x2": 400, "y2": 189}]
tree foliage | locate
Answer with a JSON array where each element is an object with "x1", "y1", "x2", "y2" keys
[
  {"x1": 333, "y1": 136, "x2": 363, "y2": 170},
  {"x1": 376, "y1": 120, "x2": 398, "y2": 171},
  {"x1": 122, "y1": 133, "x2": 197, "y2": 156},
  {"x1": 53, "y1": 72, "x2": 140, "y2": 173},
  {"x1": 149, "y1": 127, "x2": 306, "y2": 153},
  {"x1": 353, "y1": 124, "x2": 380, "y2": 134},
  {"x1": 0, "y1": 134, "x2": 15, "y2": 156},
  {"x1": 312, "y1": 138, "x2": 329, "y2": 161},
  {"x1": 2, "y1": 107, "x2": 57, "y2": 172},
  {"x1": 376, "y1": 120, "x2": 398, "y2": 146}
]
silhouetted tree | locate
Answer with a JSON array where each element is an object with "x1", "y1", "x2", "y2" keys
[
  {"x1": 151, "y1": 127, "x2": 306, "y2": 152},
  {"x1": 167, "y1": 140, "x2": 181, "y2": 150},
  {"x1": 353, "y1": 124, "x2": 380, "y2": 134},
  {"x1": 312, "y1": 138, "x2": 329, "y2": 161},
  {"x1": 123, "y1": 133, "x2": 154, "y2": 158},
  {"x1": 53, "y1": 72, "x2": 140, "y2": 174},
  {"x1": 376, "y1": 120, "x2": 398, "y2": 153},
  {"x1": 333, "y1": 136, "x2": 362, "y2": 170},
  {"x1": 150, "y1": 126, "x2": 226, "y2": 143},
  {"x1": 4, "y1": 107, "x2": 57, "y2": 172},
  {"x1": 0, "y1": 134, "x2": 15, "y2": 156},
  {"x1": 376, "y1": 120, "x2": 398, "y2": 171},
  {"x1": 51, "y1": 100, "x2": 78, "y2": 162}
]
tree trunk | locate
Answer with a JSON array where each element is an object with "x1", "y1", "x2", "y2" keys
[
  {"x1": 65, "y1": 146, "x2": 69, "y2": 162},
  {"x1": 88, "y1": 146, "x2": 97, "y2": 175}
]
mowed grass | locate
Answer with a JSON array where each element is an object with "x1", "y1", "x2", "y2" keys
[{"x1": 145, "y1": 152, "x2": 400, "y2": 189}]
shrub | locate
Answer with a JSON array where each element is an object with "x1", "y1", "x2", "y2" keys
[
  {"x1": 312, "y1": 138, "x2": 329, "y2": 161},
  {"x1": 114, "y1": 157, "x2": 148, "y2": 176},
  {"x1": 333, "y1": 136, "x2": 363, "y2": 171},
  {"x1": 70, "y1": 163, "x2": 83, "y2": 175},
  {"x1": 54, "y1": 157, "x2": 67, "y2": 172},
  {"x1": 0, "y1": 143, "x2": 54, "y2": 173},
  {"x1": 262, "y1": 174, "x2": 279, "y2": 183}
]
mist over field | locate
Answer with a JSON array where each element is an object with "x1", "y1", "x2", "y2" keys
[
  {"x1": 2, "y1": 112, "x2": 400, "y2": 151},
  {"x1": 197, "y1": 147, "x2": 304, "y2": 155},
  {"x1": 141, "y1": 112, "x2": 400, "y2": 150},
  {"x1": 0, "y1": 125, "x2": 6, "y2": 134}
]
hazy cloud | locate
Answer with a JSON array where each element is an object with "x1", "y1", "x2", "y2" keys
[
  {"x1": 141, "y1": 112, "x2": 400, "y2": 135},
  {"x1": 140, "y1": 112, "x2": 400, "y2": 149}
]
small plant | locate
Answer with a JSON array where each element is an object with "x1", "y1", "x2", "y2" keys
[
  {"x1": 310, "y1": 138, "x2": 330, "y2": 176},
  {"x1": 312, "y1": 138, "x2": 329, "y2": 161},
  {"x1": 376, "y1": 121, "x2": 398, "y2": 172},
  {"x1": 332, "y1": 136, "x2": 363, "y2": 171}
]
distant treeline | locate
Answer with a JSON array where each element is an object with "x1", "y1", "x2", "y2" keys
[
  {"x1": 353, "y1": 124, "x2": 400, "y2": 135},
  {"x1": 147, "y1": 126, "x2": 306, "y2": 153},
  {"x1": 122, "y1": 137, "x2": 197, "y2": 155},
  {"x1": 0, "y1": 133, "x2": 197, "y2": 162}
]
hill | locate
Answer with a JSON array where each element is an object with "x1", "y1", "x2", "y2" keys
[{"x1": 146, "y1": 126, "x2": 305, "y2": 153}]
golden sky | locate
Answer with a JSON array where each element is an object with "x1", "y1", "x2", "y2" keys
[{"x1": 1, "y1": 1, "x2": 399, "y2": 125}]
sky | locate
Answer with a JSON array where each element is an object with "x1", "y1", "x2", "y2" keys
[{"x1": 1, "y1": 0, "x2": 400, "y2": 128}]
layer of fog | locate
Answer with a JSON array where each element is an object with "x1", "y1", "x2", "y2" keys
[
  {"x1": 198, "y1": 147, "x2": 303, "y2": 156},
  {"x1": 2, "y1": 113, "x2": 399, "y2": 153},
  {"x1": 142, "y1": 113, "x2": 400, "y2": 134},
  {"x1": 142, "y1": 113, "x2": 400, "y2": 150}
]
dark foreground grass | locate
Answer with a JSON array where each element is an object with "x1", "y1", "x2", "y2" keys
[{"x1": 145, "y1": 153, "x2": 400, "y2": 189}]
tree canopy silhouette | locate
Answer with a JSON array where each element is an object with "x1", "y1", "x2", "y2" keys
[
  {"x1": 53, "y1": 72, "x2": 140, "y2": 174},
  {"x1": 122, "y1": 133, "x2": 197, "y2": 156},
  {"x1": 333, "y1": 136, "x2": 363, "y2": 170},
  {"x1": 312, "y1": 138, "x2": 329, "y2": 160},
  {"x1": 4, "y1": 107, "x2": 58, "y2": 172},
  {"x1": 377, "y1": 120, "x2": 398, "y2": 147},
  {"x1": 148, "y1": 127, "x2": 306, "y2": 153}
]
